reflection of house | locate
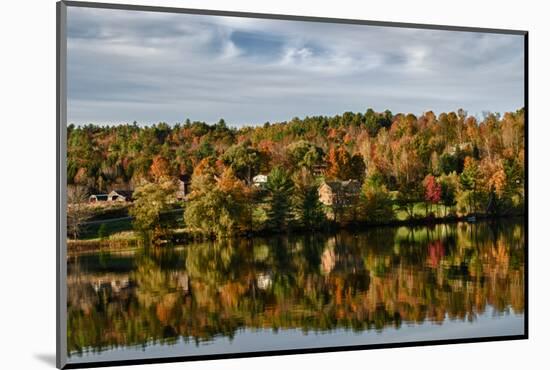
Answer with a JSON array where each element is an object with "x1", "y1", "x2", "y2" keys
[
  {"x1": 177, "y1": 174, "x2": 191, "y2": 200},
  {"x1": 318, "y1": 180, "x2": 361, "y2": 206},
  {"x1": 82, "y1": 275, "x2": 131, "y2": 294},
  {"x1": 110, "y1": 279, "x2": 130, "y2": 293},
  {"x1": 321, "y1": 246, "x2": 336, "y2": 275},
  {"x1": 108, "y1": 190, "x2": 134, "y2": 202},
  {"x1": 256, "y1": 272, "x2": 272, "y2": 290},
  {"x1": 253, "y1": 174, "x2": 268, "y2": 188},
  {"x1": 172, "y1": 271, "x2": 191, "y2": 294},
  {"x1": 89, "y1": 194, "x2": 108, "y2": 203}
]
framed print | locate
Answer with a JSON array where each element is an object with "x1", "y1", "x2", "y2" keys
[{"x1": 56, "y1": 1, "x2": 528, "y2": 368}]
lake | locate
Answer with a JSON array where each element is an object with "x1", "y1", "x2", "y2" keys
[{"x1": 66, "y1": 219, "x2": 525, "y2": 364}]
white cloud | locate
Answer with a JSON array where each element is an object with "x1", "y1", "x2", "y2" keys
[{"x1": 66, "y1": 6, "x2": 524, "y2": 126}]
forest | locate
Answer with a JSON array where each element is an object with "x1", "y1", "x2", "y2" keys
[{"x1": 67, "y1": 107, "x2": 525, "y2": 242}]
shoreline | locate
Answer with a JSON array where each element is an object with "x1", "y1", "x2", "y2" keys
[{"x1": 67, "y1": 212, "x2": 525, "y2": 254}]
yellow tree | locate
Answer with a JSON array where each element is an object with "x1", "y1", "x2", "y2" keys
[{"x1": 150, "y1": 155, "x2": 171, "y2": 182}]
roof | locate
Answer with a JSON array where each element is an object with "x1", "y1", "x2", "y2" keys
[
  {"x1": 322, "y1": 180, "x2": 361, "y2": 193},
  {"x1": 90, "y1": 194, "x2": 108, "y2": 200},
  {"x1": 109, "y1": 190, "x2": 134, "y2": 197},
  {"x1": 253, "y1": 174, "x2": 268, "y2": 182}
]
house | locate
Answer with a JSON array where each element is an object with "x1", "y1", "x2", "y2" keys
[
  {"x1": 90, "y1": 190, "x2": 133, "y2": 202},
  {"x1": 318, "y1": 180, "x2": 361, "y2": 206},
  {"x1": 107, "y1": 190, "x2": 134, "y2": 202},
  {"x1": 256, "y1": 272, "x2": 273, "y2": 290},
  {"x1": 177, "y1": 174, "x2": 191, "y2": 200},
  {"x1": 89, "y1": 194, "x2": 108, "y2": 203},
  {"x1": 253, "y1": 174, "x2": 268, "y2": 188}
]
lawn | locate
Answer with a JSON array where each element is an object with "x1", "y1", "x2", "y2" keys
[
  {"x1": 394, "y1": 202, "x2": 453, "y2": 221},
  {"x1": 79, "y1": 218, "x2": 134, "y2": 240}
]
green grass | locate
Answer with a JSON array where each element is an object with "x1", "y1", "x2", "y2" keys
[
  {"x1": 394, "y1": 203, "x2": 452, "y2": 221},
  {"x1": 80, "y1": 218, "x2": 134, "y2": 240},
  {"x1": 79, "y1": 209, "x2": 184, "y2": 240},
  {"x1": 76, "y1": 201, "x2": 456, "y2": 241}
]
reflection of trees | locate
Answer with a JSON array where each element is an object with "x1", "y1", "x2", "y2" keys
[{"x1": 67, "y1": 220, "x2": 524, "y2": 356}]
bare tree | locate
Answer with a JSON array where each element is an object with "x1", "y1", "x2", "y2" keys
[{"x1": 67, "y1": 185, "x2": 91, "y2": 240}]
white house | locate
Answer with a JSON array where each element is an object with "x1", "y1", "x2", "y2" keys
[
  {"x1": 89, "y1": 194, "x2": 108, "y2": 203},
  {"x1": 253, "y1": 174, "x2": 268, "y2": 187},
  {"x1": 256, "y1": 272, "x2": 272, "y2": 290},
  {"x1": 107, "y1": 190, "x2": 134, "y2": 202}
]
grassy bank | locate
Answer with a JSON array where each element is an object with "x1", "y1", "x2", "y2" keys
[{"x1": 68, "y1": 209, "x2": 524, "y2": 254}]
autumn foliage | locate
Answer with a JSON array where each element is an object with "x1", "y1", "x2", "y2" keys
[
  {"x1": 424, "y1": 175, "x2": 442, "y2": 204},
  {"x1": 67, "y1": 107, "x2": 525, "y2": 237}
]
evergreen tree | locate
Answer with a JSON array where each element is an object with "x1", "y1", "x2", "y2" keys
[
  {"x1": 266, "y1": 167, "x2": 294, "y2": 231},
  {"x1": 293, "y1": 169, "x2": 325, "y2": 230}
]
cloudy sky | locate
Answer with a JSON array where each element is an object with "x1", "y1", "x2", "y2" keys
[{"x1": 67, "y1": 6, "x2": 524, "y2": 127}]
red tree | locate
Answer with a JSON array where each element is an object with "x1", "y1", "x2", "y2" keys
[{"x1": 424, "y1": 174, "x2": 442, "y2": 215}]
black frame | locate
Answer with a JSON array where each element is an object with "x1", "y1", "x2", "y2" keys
[{"x1": 56, "y1": 1, "x2": 529, "y2": 368}]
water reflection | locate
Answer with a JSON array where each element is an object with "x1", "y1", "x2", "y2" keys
[{"x1": 67, "y1": 220, "x2": 525, "y2": 358}]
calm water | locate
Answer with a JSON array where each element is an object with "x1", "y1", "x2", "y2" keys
[{"x1": 67, "y1": 220, "x2": 525, "y2": 364}]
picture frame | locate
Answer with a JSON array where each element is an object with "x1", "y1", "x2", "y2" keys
[{"x1": 57, "y1": 1, "x2": 528, "y2": 368}]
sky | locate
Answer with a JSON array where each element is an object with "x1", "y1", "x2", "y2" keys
[{"x1": 66, "y1": 6, "x2": 525, "y2": 127}]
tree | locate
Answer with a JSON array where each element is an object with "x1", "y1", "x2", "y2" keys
[
  {"x1": 393, "y1": 141, "x2": 425, "y2": 187},
  {"x1": 460, "y1": 156, "x2": 480, "y2": 214},
  {"x1": 150, "y1": 155, "x2": 171, "y2": 182},
  {"x1": 502, "y1": 157, "x2": 524, "y2": 211},
  {"x1": 396, "y1": 183, "x2": 423, "y2": 220},
  {"x1": 479, "y1": 157, "x2": 509, "y2": 215},
  {"x1": 325, "y1": 146, "x2": 364, "y2": 180},
  {"x1": 350, "y1": 154, "x2": 366, "y2": 181},
  {"x1": 266, "y1": 167, "x2": 294, "y2": 231},
  {"x1": 358, "y1": 178, "x2": 395, "y2": 223},
  {"x1": 326, "y1": 146, "x2": 351, "y2": 180},
  {"x1": 286, "y1": 140, "x2": 324, "y2": 173},
  {"x1": 364, "y1": 108, "x2": 381, "y2": 136},
  {"x1": 130, "y1": 180, "x2": 177, "y2": 243},
  {"x1": 480, "y1": 157, "x2": 507, "y2": 198},
  {"x1": 184, "y1": 168, "x2": 250, "y2": 238},
  {"x1": 67, "y1": 185, "x2": 91, "y2": 240},
  {"x1": 439, "y1": 151, "x2": 465, "y2": 175},
  {"x1": 292, "y1": 168, "x2": 325, "y2": 230},
  {"x1": 424, "y1": 174, "x2": 442, "y2": 216},
  {"x1": 439, "y1": 172, "x2": 459, "y2": 216},
  {"x1": 222, "y1": 141, "x2": 261, "y2": 184}
]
